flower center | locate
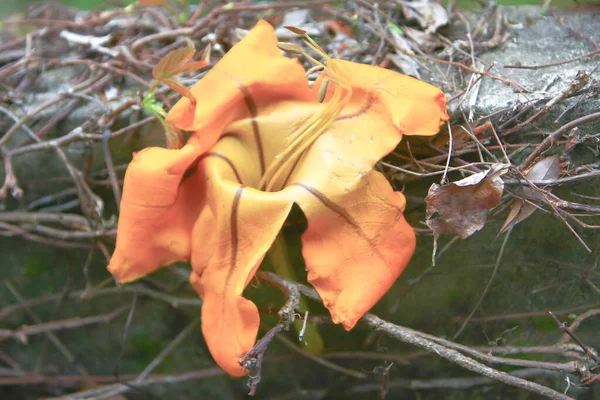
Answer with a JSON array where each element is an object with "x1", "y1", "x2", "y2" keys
[
  {"x1": 205, "y1": 29, "x2": 352, "y2": 193},
  {"x1": 257, "y1": 31, "x2": 353, "y2": 193},
  {"x1": 258, "y1": 71, "x2": 350, "y2": 192}
]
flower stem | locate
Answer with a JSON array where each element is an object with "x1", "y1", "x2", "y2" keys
[{"x1": 267, "y1": 234, "x2": 324, "y2": 354}]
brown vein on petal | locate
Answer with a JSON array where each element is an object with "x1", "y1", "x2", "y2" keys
[
  {"x1": 200, "y1": 152, "x2": 244, "y2": 185},
  {"x1": 237, "y1": 83, "x2": 265, "y2": 175},
  {"x1": 226, "y1": 186, "x2": 244, "y2": 291},
  {"x1": 295, "y1": 182, "x2": 377, "y2": 250},
  {"x1": 182, "y1": 162, "x2": 199, "y2": 182}
]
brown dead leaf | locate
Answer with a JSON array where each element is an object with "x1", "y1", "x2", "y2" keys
[
  {"x1": 387, "y1": 23, "x2": 421, "y2": 78},
  {"x1": 499, "y1": 156, "x2": 560, "y2": 234},
  {"x1": 153, "y1": 43, "x2": 210, "y2": 78},
  {"x1": 402, "y1": 26, "x2": 443, "y2": 53},
  {"x1": 426, "y1": 164, "x2": 508, "y2": 239},
  {"x1": 152, "y1": 43, "x2": 211, "y2": 106},
  {"x1": 161, "y1": 78, "x2": 197, "y2": 106},
  {"x1": 401, "y1": 0, "x2": 449, "y2": 33}
]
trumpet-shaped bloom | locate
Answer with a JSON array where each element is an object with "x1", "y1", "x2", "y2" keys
[{"x1": 108, "y1": 20, "x2": 449, "y2": 376}]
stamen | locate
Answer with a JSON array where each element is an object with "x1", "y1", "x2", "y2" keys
[
  {"x1": 283, "y1": 25, "x2": 331, "y2": 61},
  {"x1": 277, "y1": 42, "x2": 304, "y2": 55},
  {"x1": 318, "y1": 78, "x2": 330, "y2": 103},
  {"x1": 278, "y1": 41, "x2": 324, "y2": 68},
  {"x1": 305, "y1": 65, "x2": 325, "y2": 77},
  {"x1": 261, "y1": 30, "x2": 351, "y2": 192},
  {"x1": 302, "y1": 38, "x2": 330, "y2": 61},
  {"x1": 284, "y1": 25, "x2": 307, "y2": 36},
  {"x1": 299, "y1": 52, "x2": 323, "y2": 68},
  {"x1": 260, "y1": 75, "x2": 352, "y2": 192}
]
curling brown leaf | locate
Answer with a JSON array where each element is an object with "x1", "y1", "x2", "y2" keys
[
  {"x1": 152, "y1": 44, "x2": 210, "y2": 106},
  {"x1": 426, "y1": 164, "x2": 508, "y2": 239},
  {"x1": 499, "y1": 156, "x2": 560, "y2": 234}
]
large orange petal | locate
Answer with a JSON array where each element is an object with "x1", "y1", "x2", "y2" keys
[
  {"x1": 108, "y1": 142, "x2": 203, "y2": 283},
  {"x1": 290, "y1": 170, "x2": 414, "y2": 330},
  {"x1": 319, "y1": 59, "x2": 449, "y2": 137},
  {"x1": 278, "y1": 60, "x2": 448, "y2": 329},
  {"x1": 166, "y1": 20, "x2": 313, "y2": 153},
  {"x1": 188, "y1": 154, "x2": 294, "y2": 376}
]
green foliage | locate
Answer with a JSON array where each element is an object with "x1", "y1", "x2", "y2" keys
[
  {"x1": 23, "y1": 254, "x2": 50, "y2": 278},
  {"x1": 531, "y1": 315, "x2": 560, "y2": 332},
  {"x1": 128, "y1": 331, "x2": 174, "y2": 371},
  {"x1": 446, "y1": 287, "x2": 468, "y2": 307}
]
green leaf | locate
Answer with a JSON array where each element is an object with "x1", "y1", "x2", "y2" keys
[
  {"x1": 143, "y1": 99, "x2": 167, "y2": 118},
  {"x1": 387, "y1": 21, "x2": 404, "y2": 36}
]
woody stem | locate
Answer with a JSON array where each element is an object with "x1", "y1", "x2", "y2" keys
[{"x1": 266, "y1": 233, "x2": 324, "y2": 354}]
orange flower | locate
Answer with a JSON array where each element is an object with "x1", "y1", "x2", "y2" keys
[{"x1": 108, "y1": 21, "x2": 448, "y2": 376}]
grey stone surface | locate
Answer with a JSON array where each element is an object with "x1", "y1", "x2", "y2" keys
[{"x1": 450, "y1": 6, "x2": 600, "y2": 124}]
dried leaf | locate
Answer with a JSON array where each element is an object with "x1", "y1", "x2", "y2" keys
[
  {"x1": 323, "y1": 20, "x2": 352, "y2": 37},
  {"x1": 152, "y1": 44, "x2": 209, "y2": 106},
  {"x1": 162, "y1": 78, "x2": 197, "y2": 106},
  {"x1": 426, "y1": 164, "x2": 508, "y2": 239},
  {"x1": 402, "y1": 26, "x2": 443, "y2": 53},
  {"x1": 387, "y1": 22, "x2": 421, "y2": 78},
  {"x1": 401, "y1": 0, "x2": 449, "y2": 33},
  {"x1": 525, "y1": 154, "x2": 561, "y2": 182},
  {"x1": 499, "y1": 156, "x2": 560, "y2": 233},
  {"x1": 152, "y1": 45, "x2": 209, "y2": 79}
]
